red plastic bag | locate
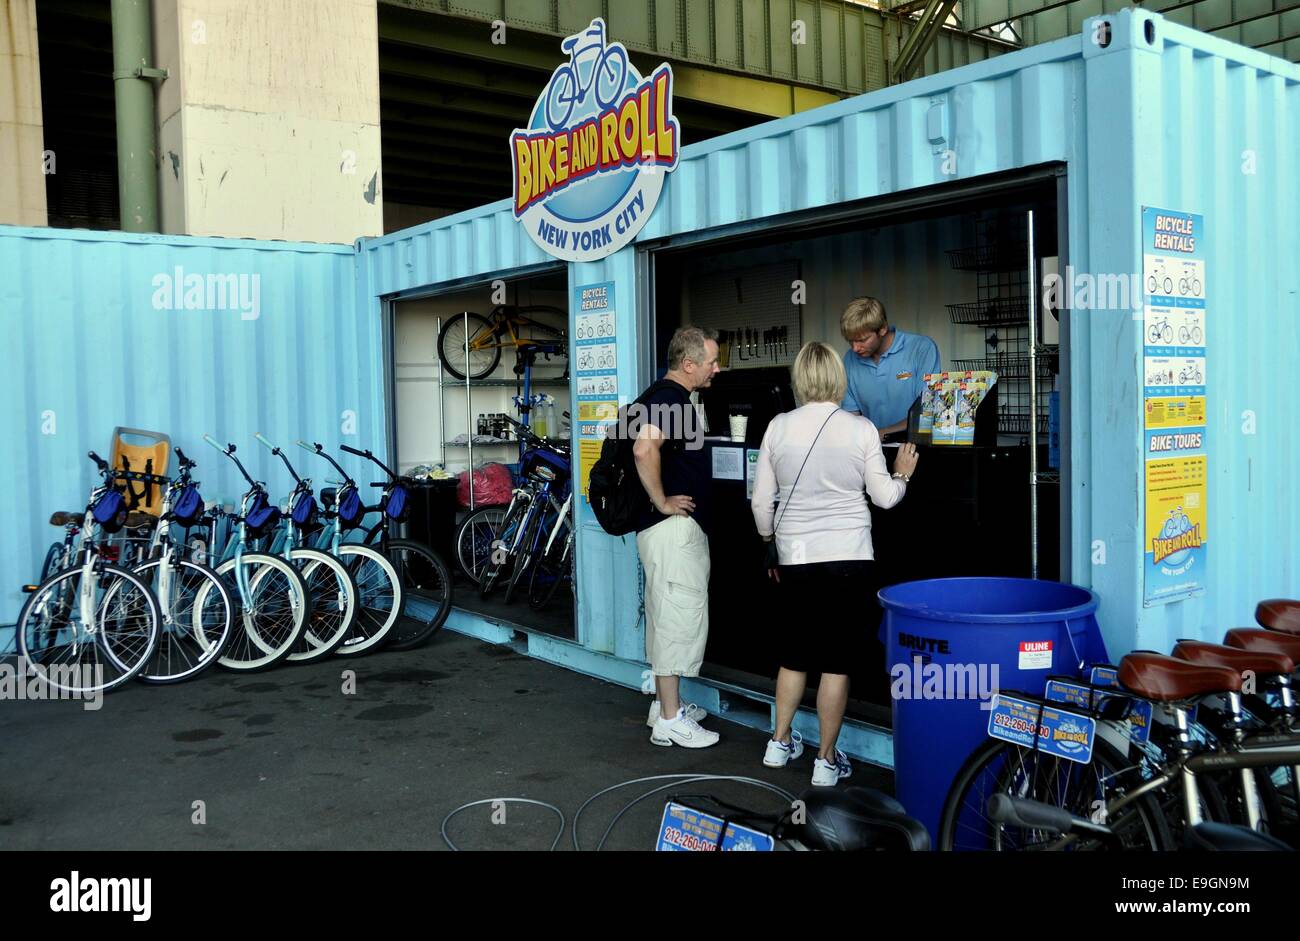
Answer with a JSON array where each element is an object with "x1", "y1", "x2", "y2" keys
[{"x1": 457, "y1": 462, "x2": 513, "y2": 509}]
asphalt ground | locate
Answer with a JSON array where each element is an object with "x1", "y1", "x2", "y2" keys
[{"x1": 0, "y1": 629, "x2": 891, "y2": 851}]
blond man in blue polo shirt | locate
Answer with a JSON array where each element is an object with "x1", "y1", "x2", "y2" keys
[{"x1": 839, "y1": 297, "x2": 941, "y2": 435}]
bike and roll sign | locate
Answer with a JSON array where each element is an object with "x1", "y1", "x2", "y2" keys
[{"x1": 512, "y1": 19, "x2": 681, "y2": 262}]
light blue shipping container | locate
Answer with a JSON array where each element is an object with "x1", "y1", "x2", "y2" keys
[{"x1": 4, "y1": 10, "x2": 1296, "y2": 763}]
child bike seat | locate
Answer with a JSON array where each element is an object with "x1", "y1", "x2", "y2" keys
[
  {"x1": 1118, "y1": 652, "x2": 1242, "y2": 702},
  {"x1": 1171, "y1": 640, "x2": 1294, "y2": 678}
]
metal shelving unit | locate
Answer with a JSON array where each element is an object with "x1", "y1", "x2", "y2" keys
[{"x1": 946, "y1": 210, "x2": 1058, "y2": 578}]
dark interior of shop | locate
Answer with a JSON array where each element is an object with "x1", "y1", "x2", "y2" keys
[{"x1": 650, "y1": 179, "x2": 1064, "y2": 724}]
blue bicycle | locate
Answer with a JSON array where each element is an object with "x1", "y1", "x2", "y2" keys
[
  {"x1": 478, "y1": 418, "x2": 571, "y2": 604},
  {"x1": 197, "y1": 436, "x2": 311, "y2": 672},
  {"x1": 543, "y1": 18, "x2": 629, "y2": 130}
]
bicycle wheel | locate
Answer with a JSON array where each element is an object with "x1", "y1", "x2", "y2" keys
[
  {"x1": 39, "y1": 542, "x2": 66, "y2": 582},
  {"x1": 286, "y1": 548, "x2": 358, "y2": 663},
  {"x1": 480, "y1": 499, "x2": 530, "y2": 600},
  {"x1": 334, "y1": 543, "x2": 403, "y2": 656},
  {"x1": 543, "y1": 64, "x2": 577, "y2": 129},
  {"x1": 17, "y1": 563, "x2": 161, "y2": 695},
  {"x1": 438, "y1": 312, "x2": 500, "y2": 381},
  {"x1": 131, "y1": 556, "x2": 235, "y2": 684},
  {"x1": 528, "y1": 529, "x2": 572, "y2": 610},
  {"x1": 211, "y1": 553, "x2": 310, "y2": 672},
  {"x1": 383, "y1": 539, "x2": 453, "y2": 650},
  {"x1": 595, "y1": 46, "x2": 629, "y2": 108},
  {"x1": 505, "y1": 505, "x2": 551, "y2": 605},
  {"x1": 939, "y1": 736, "x2": 1171, "y2": 851},
  {"x1": 455, "y1": 505, "x2": 508, "y2": 584}
]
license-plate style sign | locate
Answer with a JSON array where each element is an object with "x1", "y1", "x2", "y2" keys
[
  {"x1": 656, "y1": 801, "x2": 774, "y2": 852},
  {"x1": 987, "y1": 694, "x2": 1097, "y2": 764},
  {"x1": 1045, "y1": 678, "x2": 1154, "y2": 746}
]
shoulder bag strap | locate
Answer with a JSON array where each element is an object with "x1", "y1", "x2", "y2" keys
[{"x1": 773, "y1": 407, "x2": 841, "y2": 536}]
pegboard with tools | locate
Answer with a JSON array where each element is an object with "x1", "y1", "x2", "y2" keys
[{"x1": 686, "y1": 261, "x2": 802, "y2": 370}]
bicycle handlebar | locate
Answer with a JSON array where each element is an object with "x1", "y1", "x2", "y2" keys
[
  {"x1": 175, "y1": 447, "x2": 195, "y2": 470},
  {"x1": 202, "y1": 434, "x2": 227, "y2": 454},
  {"x1": 255, "y1": 433, "x2": 276, "y2": 452},
  {"x1": 87, "y1": 450, "x2": 108, "y2": 471},
  {"x1": 339, "y1": 443, "x2": 398, "y2": 482}
]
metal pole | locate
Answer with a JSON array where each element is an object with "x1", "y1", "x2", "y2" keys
[
  {"x1": 436, "y1": 317, "x2": 445, "y2": 470},
  {"x1": 464, "y1": 311, "x2": 474, "y2": 509},
  {"x1": 1027, "y1": 210, "x2": 1039, "y2": 579},
  {"x1": 110, "y1": 0, "x2": 163, "y2": 231}
]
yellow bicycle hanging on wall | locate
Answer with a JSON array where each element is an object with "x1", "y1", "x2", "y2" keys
[{"x1": 437, "y1": 304, "x2": 568, "y2": 381}]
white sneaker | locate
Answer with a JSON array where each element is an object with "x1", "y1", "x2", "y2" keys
[
  {"x1": 763, "y1": 730, "x2": 804, "y2": 767},
  {"x1": 811, "y1": 749, "x2": 852, "y2": 786},
  {"x1": 650, "y1": 710, "x2": 720, "y2": 748},
  {"x1": 646, "y1": 700, "x2": 709, "y2": 728}
]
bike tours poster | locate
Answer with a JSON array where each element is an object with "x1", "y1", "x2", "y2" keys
[
  {"x1": 574, "y1": 280, "x2": 618, "y2": 498},
  {"x1": 1141, "y1": 207, "x2": 1207, "y2": 604},
  {"x1": 510, "y1": 18, "x2": 681, "y2": 262}
]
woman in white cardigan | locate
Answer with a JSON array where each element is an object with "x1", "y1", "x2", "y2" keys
[{"x1": 751, "y1": 342, "x2": 919, "y2": 786}]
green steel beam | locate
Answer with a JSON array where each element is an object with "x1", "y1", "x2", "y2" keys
[
  {"x1": 378, "y1": 0, "x2": 1014, "y2": 103},
  {"x1": 110, "y1": 0, "x2": 163, "y2": 232}
]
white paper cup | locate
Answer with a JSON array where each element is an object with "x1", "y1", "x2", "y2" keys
[{"x1": 729, "y1": 415, "x2": 748, "y2": 442}]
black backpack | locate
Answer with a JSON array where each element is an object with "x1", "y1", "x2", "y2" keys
[{"x1": 588, "y1": 381, "x2": 677, "y2": 536}]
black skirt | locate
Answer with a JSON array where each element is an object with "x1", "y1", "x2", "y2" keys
[{"x1": 776, "y1": 559, "x2": 874, "y2": 676}]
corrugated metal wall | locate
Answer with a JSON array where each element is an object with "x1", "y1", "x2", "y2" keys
[
  {"x1": 1, "y1": 228, "x2": 383, "y2": 633},
  {"x1": 1125, "y1": 18, "x2": 1300, "y2": 651},
  {"x1": 360, "y1": 10, "x2": 1299, "y2": 662}
]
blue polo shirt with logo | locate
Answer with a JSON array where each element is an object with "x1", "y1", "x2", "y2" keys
[{"x1": 841, "y1": 328, "x2": 941, "y2": 428}]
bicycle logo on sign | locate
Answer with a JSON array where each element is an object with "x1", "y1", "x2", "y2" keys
[{"x1": 544, "y1": 20, "x2": 630, "y2": 131}]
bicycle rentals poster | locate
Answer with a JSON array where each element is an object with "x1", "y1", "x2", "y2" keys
[
  {"x1": 1141, "y1": 207, "x2": 1207, "y2": 605},
  {"x1": 574, "y1": 280, "x2": 618, "y2": 497}
]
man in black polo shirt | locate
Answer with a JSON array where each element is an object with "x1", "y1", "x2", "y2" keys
[{"x1": 632, "y1": 326, "x2": 721, "y2": 748}]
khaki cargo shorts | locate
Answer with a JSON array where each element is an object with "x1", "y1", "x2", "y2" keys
[{"x1": 637, "y1": 514, "x2": 710, "y2": 677}]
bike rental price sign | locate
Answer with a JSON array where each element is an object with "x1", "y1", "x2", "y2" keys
[
  {"x1": 574, "y1": 280, "x2": 618, "y2": 498},
  {"x1": 1141, "y1": 207, "x2": 1208, "y2": 605},
  {"x1": 509, "y1": 18, "x2": 681, "y2": 263}
]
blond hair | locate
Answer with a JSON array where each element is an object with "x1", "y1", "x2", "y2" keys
[
  {"x1": 840, "y1": 296, "x2": 887, "y2": 341},
  {"x1": 791, "y1": 342, "x2": 846, "y2": 405}
]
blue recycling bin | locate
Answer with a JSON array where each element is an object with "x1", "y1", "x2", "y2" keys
[{"x1": 877, "y1": 578, "x2": 1107, "y2": 846}]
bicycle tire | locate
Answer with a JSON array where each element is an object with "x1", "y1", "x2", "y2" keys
[
  {"x1": 480, "y1": 499, "x2": 530, "y2": 600},
  {"x1": 438, "y1": 312, "x2": 501, "y2": 381},
  {"x1": 209, "y1": 552, "x2": 310, "y2": 672},
  {"x1": 39, "y1": 542, "x2": 66, "y2": 582},
  {"x1": 131, "y1": 556, "x2": 235, "y2": 684},
  {"x1": 17, "y1": 563, "x2": 162, "y2": 695},
  {"x1": 455, "y1": 505, "x2": 508, "y2": 584},
  {"x1": 527, "y1": 531, "x2": 572, "y2": 610},
  {"x1": 939, "y1": 736, "x2": 1172, "y2": 851},
  {"x1": 505, "y1": 507, "x2": 547, "y2": 605},
  {"x1": 286, "y1": 548, "x2": 358, "y2": 663},
  {"x1": 334, "y1": 543, "x2": 404, "y2": 656},
  {"x1": 383, "y1": 538, "x2": 453, "y2": 650}
]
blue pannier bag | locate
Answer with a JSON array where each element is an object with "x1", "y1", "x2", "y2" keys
[
  {"x1": 385, "y1": 483, "x2": 410, "y2": 523},
  {"x1": 91, "y1": 488, "x2": 128, "y2": 533},
  {"x1": 291, "y1": 491, "x2": 318, "y2": 528},
  {"x1": 171, "y1": 484, "x2": 204, "y2": 527},
  {"x1": 337, "y1": 484, "x2": 365, "y2": 530},
  {"x1": 244, "y1": 491, "x2": 281, "y2": 538}
]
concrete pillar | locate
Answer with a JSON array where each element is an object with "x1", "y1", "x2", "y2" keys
[
  {"x1": 0, "y1": 0, "x2": 48, "y2": 227},
  {"x1": 152, "y1": 0, "x2": 382, "y2": 242}
]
